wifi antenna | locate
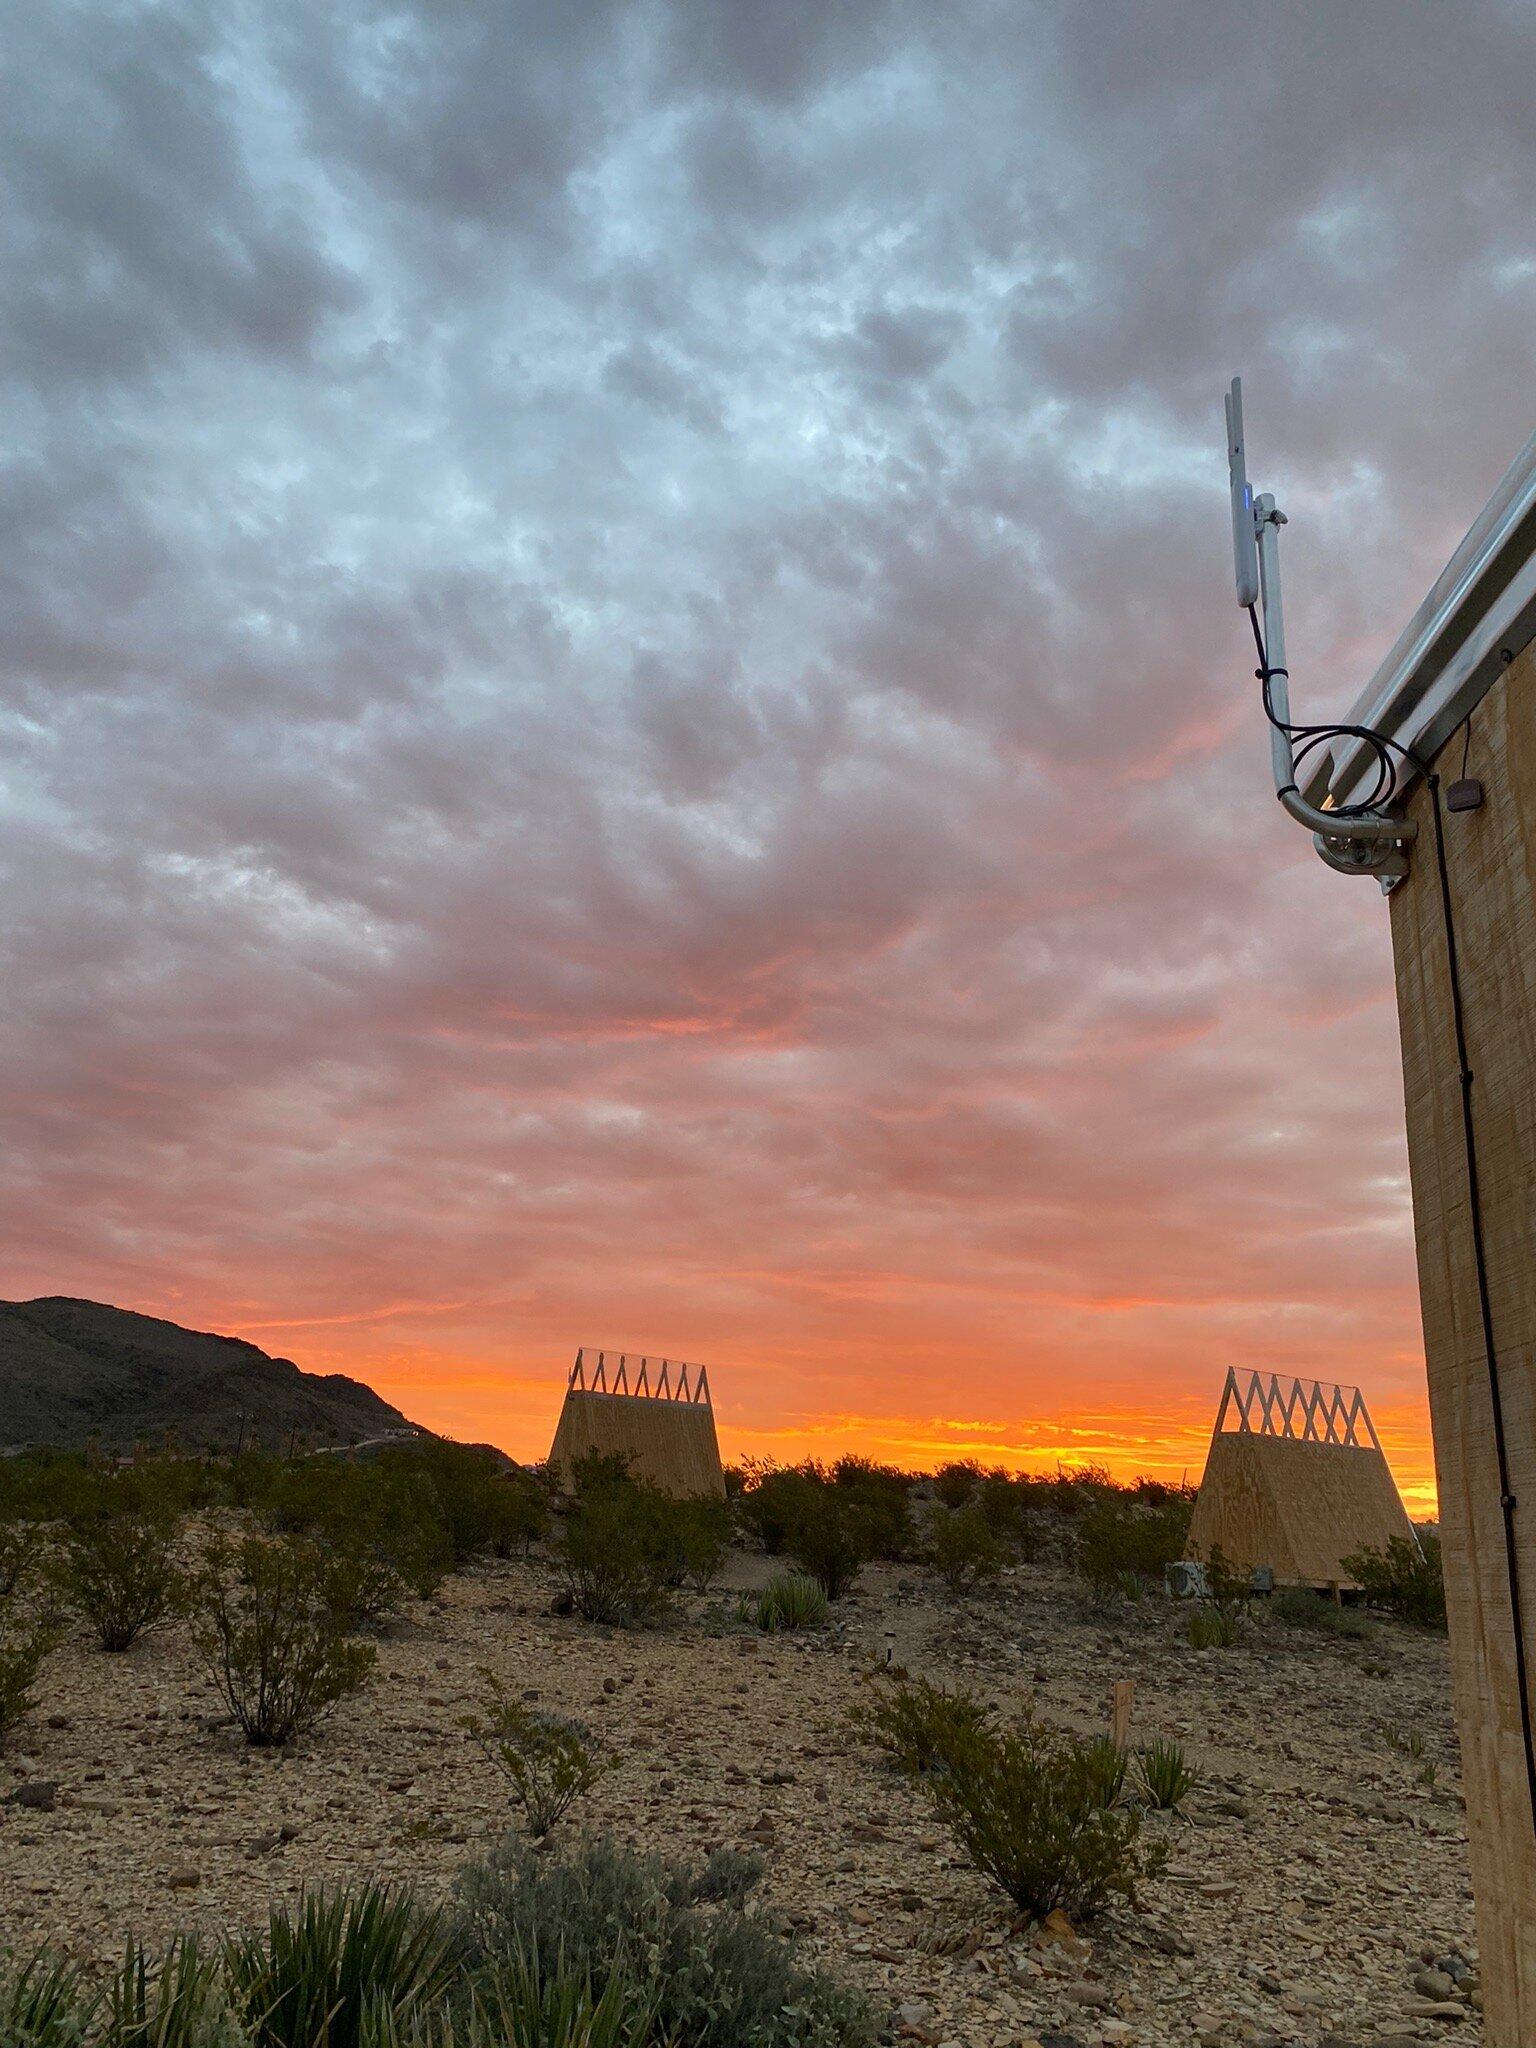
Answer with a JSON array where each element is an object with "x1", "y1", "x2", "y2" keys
[
  {"x1": 1225, "y1": 378, "x2": 1259, "y2": 609},
  {"x1": 1224, "y1": 377, "x2": 1414, "y2": 877}
]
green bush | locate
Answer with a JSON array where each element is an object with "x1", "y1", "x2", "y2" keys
[
  {"x1": 457, "y1": 1835, "x2": 877, "y2": 2048},
  {"x1": 928, "y1": 1505, "x2": 1007, "y2": 1594},
  {"x1": 225, "y1": 1885, "x2": 459, "y2": 2048},
  {"x1": 0, "y1": 1517, "x2": 44, "y2": 1600},
  {"x1": 746, "y1": 1573, "x2": 830, "y2": 1632},
  {"x1": 389, "y1": 1444, "x2": 542, "y2": 1567},
  {"x1": 189, "y1": 1533, "x2": 375, "y2": 1746},
  {"x1": 1137, "y1": 1737, "x2": 1198, "y2": 1811},
  {"x1": 1076, "y1": 1497, "x2": 1190, "y2": 1604},
  {"x1": 559, "y1": 1488, "x2": 673, "y2": 1628},
  {"x1": 671, "y1": 1495, "x2": 732, "y2": 1594},
  {"x1": 735, "y1": 1466, "x2": 815, "y2": 1556},
  {"x1": 830, "y1": 1457, "x2": 914, "y2": 1561},
  {"x1": 933, "y1": 1461, "x2": 982, "y2": 1510},
  {"x1": 0, "y1": 1547, "x2": 61, "y2": 1751},
  {"x1": 783, "y1": 1488, "x2": 871, "y2": 1601},
  {"x1": 461, "y1": 1671, "x2": 613, "y2": 1836},
  {"x1": 1269, "y1": 1587, "x2": 1374, "y2": 1640},
  {"x1": 927, "y1": 1711, "x2": 1164, "y2": 1922},
  {"x1": 1344, "y1": 1531, "x2": 1446, "y2": 1630},
  {"x1": 859, "y1": 1676, "x2": 991, "y2": 1776},
  {"x1": 54, "y1": 1509, "x2": 184, "y2": 1652}
]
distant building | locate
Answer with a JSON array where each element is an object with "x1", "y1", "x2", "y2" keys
[
  {"x1": 546, "y1": 1348, "x2": 726, "y2": 1498},
  {"x1": 1185, "y1": 1369, "x2": 1415, "y2": 1590}
]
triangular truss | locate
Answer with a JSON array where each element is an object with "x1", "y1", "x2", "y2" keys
[
  {"x1": 569, "y1": 1347, "x2": 712, "y2": 1408},
  {"x1": 1211, "y1": 1367, "x2": 1380, "y2": 1451}
]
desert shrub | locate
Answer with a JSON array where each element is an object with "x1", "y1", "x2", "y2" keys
[
  {"x1": 1345, "y1": 1530, "x2": 1446, "y2": 1630},
  {"x1": 1269, "y1": 1587, "x2": 1374, "y2": 1640},
  {"x1": 457, "y1": 1835, "x2": 877, "y2": 2048},
  {"x1": 1083, "y1": 1736, "x2": 1129, "y2": 1809},
  {"x1": 0, "y1": 1517, "x2": 43, "y2": 1601},
  {"x1": 783, "y1": 1488, "x2": 872, "y2": 1601},
  {"x1": 0, "y1": 1578, "x2": 62, "y2": 1752},
  {"x1": 262, "y1": 1459, "x2": 456, "y2": 1602},
  {"x1": 53, "y1": 1509, "x2": 184, "y2": 1652},
  {"x1": 933, "y1": 1461, "x2": 982, "y2": 1510},
  {"x1": 1076, "y1": 1497, "x2": 1190, "y2": 1604},
  {"x1": 829, "y1": 1457, "x2": 914, "y2": 1561},
  {"x1": 928, "y1": 1505, "x2": 1007, "y2": 1594},
  {"x1": 928, "y1": 1711, "x2": 1164, "y2": 1922},
  {"x1": 746, "y1": 1573, "x2": 830, "y2": 1633},
  {"x1": 558, "y1": 1488, "x2": 673, "y2": 1628},
  {"x1": 461, "y1": 1672, "x2": 612, "y2": 1837},
  {"x1": 225, "y1": 1885, "x2": 459, "y2": 2048},
  {"x1": 734, "y1": 1465, "x2": 816, "y2": 1556},
  {"x1": 688, "y1": 1847, "x2": 766, "y2": 1905},
  {"x1": 389, "y1": 1444, "x2": 538, "y2": 1567},
  {"x1": 190, "y1": 1532, "x2": 375, "y2": 1746},
  {"x1": 670, "y1": 1495, "x2": 732, "y2": 1594},
  {"x1": 1138, "y1": 1737, "x2": 1198, "y2": 1811},
  {"x1": 859, "y1": 1676, "x2": 992, "y2": 1776}
]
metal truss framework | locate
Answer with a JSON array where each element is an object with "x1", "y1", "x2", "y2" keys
[
  {"x1": 569, "y1": 1347, "x2": 713, "y2": 1407},
  {"x1": 1212, "y1": 1366, "x2": 1381, "y2": 1451}
]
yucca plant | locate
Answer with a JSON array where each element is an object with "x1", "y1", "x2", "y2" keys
[
  {"x1": 1187, "y1": 1606, "x2": 1238, "y2": 1650},
  {"x1": 1137, "y1": 1737, "x2": 1198, "y2": 1812},
  {"x1": 0, "y1": 1949, "x2": 92, "y2": 2048},
  {"x1": 105, "y1": 1936, "x2": 230, "y2": 2048},
  {"x1": 744, "y1": 1574, "x2": 829, "y2": 1633},
  {"x1": 1082, "y1": 1736, "x2": 1128, "y2": 1809},
  {"x1": 225, "y1": 1886, "x2": 460, "y2": 2048}
]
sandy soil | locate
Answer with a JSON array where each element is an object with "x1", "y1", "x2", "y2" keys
[{"x1": 0, "y1": 1549, "x2": 1476, "y2": 2048}]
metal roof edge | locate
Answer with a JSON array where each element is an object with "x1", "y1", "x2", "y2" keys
[{"x1": 1305, "y1": 426, "x2": 1536, "y2": 809}]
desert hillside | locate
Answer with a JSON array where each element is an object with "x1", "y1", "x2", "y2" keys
[{"x1": 0, "y1": 1297, "x2": 425, "y2": 1452}]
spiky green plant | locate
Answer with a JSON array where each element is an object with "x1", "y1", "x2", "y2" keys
[
  {"x1": 1137, "y1": 1737, "x2": 1198, "y2": 1812},
  {"x1": 0, "y1": 1949, "x2": 91, "y2": 2048},
  {"x1": 745, "y1": 1574, "x2": 830, "y2": 1632},
  {"x1": 105, "y1": 1937, "x2": 232, "y2": 2048},
  {"x1": 225, "y1": 1885, "x2": 459, "y2": 2048}
]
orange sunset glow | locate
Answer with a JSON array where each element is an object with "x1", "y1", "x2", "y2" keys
[{"x1": 7, "y1": 3, "x2": 1510, "y2": 1531}]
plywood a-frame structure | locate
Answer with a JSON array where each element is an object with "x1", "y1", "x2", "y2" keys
[
  {"x1": 546, "y1": 1348, "x2": 725, "y2": 1498},
  {"x1": 1186, "y1": 1369, "x2": 1417, "y2": 1589}
]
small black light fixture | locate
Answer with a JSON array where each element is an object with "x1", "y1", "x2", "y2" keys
[{"x1": 1446, "y1": 778, "x2": 1486, "y2": 813}]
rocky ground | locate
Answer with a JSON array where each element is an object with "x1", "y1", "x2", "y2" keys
[{"x1": 0, "y1": 1547, "x2": 1476, "y2": 2048}]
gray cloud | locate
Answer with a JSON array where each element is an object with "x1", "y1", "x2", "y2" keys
[{"x1": 2, "y1": 0, "x2": 1532, "y2": 1456}]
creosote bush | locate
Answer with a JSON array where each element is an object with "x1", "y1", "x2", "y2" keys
[
  {"x1": 190, "y1": 1532, "x2": 375, "y2": 1746},
  {"x1": 1345, "y1": 1531, "x2": 1447, "y2": 1630},
  {"x1": 1076, "y1": 1496, "x2": 1191, "y2": 1606},
  {"x1": 783, "y1": 1487, "x2": 872, "y2": 1602},
  {"x1": 926, "y1": 1709, "x2": 1165, "y2": 1922},
  {"x1": 745, "y1": 1572, "x2": 830, "y2": 1632},
  {"x1": 859, "y1": 1674, "x2": 992, "y2": 1777},
  {"x1": 928, "y1": 1504, "x2": 1008, "y2": 1594},
  {"x1": 461, "y1": 1670, "x2": 613, "y2": 1836},
  {"x1": 559, "y1": 1483, "x2": 674, "y2": 1628},
  {"x1": 54, "y1": 1506, "x2": 184, "y2": 1652},
  {"x1": 933, "y1": 1460, "x2": 982, "y2": 1510},
  {"x1": 1269, "y1": 1586, "x2": 1374, "y2": 1640}
]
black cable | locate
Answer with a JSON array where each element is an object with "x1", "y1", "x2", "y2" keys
[
  {"x1": 1425, "y1": 768, "x2": 1536, "y2": 1833},
  {"x1": 1245, "y1": 600, "x2": 1536, "y2": 1834}
]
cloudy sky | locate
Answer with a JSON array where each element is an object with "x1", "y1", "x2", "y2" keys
[{"x1": 4, "y1": 1, "x2": 1534, "y2": 1503}]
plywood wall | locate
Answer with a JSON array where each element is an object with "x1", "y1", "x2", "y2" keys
[
  {"x1": 1389, "y1": 642, "x2": 1536, "y2": 2044},
  {"x1": 1187, "y1": 1433, "x2": 1414, "y2": 1587},
  {"x1": 546, "y1": 1388, "x2": 726, "y2": 1498}
]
